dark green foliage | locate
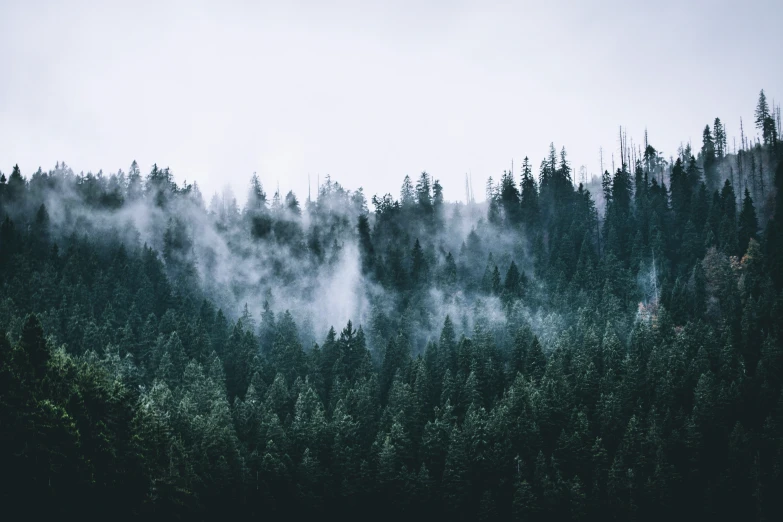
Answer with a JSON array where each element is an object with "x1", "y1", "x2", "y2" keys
[
  {"x1": 738, "y1": 188, "x2": 758, "y2": 255},
  {"x1": 766, "y1": 161, "x2": 783, "y2": 290},
  {"x1": 702, "y1": 125, "x2": 717, "y2": 190},
  {"x1": 1, "y1": 111, "x2": 782, "y2": 521},
  {"x1": 755, "y1": 89, "x2": 778, "y2": 146}
]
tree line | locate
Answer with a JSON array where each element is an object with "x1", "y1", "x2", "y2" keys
[{"x1": 1, "y1": 91, "x2": 782, "y2": 520}]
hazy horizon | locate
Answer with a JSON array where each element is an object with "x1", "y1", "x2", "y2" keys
[{"x1": 2, "y1": 0, "x2": 781, "y2": 203}]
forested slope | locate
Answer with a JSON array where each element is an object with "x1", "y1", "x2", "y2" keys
[{"x1": 2, "y1": 95, "x2": 783, "y2": 520}]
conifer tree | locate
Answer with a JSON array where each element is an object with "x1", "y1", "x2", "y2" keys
[
  {"x1": 400, "y1": 175, "x2": 415, "y2": 207},
  {"x1": 738, "y1": 188, "x2": 758, "y2": 255},
  {"x1": 755, "y1": 89, "x2": 773, "y2": 145},
  {"x1": 702, "y1": 125, "x2": 717, "y2": 190}
]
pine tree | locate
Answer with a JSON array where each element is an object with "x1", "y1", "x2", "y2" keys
[
  {"x1": 491, "y1": 265, "x2": 501, "y2": 295},
  {"x1": 499, "y1": 170, "x2": 521, "y2": 224},
  {"x1": 400, "y1": 175, "x2": 415, "y2": 207},
  {"x1": 504, "y1": 260, "x2": 522, "y2": 299},
  {"x1": 7, "y1": 164, "x2": 25, "y2": 201},
  {"x1": 248, "y1": 173, "x2": 267, "y2": 210},
  {"x1": 285, "y1": 190, "x2": 301, "y2": 216},
  {"x1": 755, "y1": 89, "x2": 772, "y2": 144},
  {"x1": 432, "y1": 178, "x2": 444, "y2": 229},
  {"x1": 357, "y1": 214, "x2": 375, "y2": 274},
  {"x1": 32, "y1": 203, "x2": 50, "y2": 254},
  {"x1": 439, "y1": 316, "x2": 457, "y2": 377},
  {"x1": 520, "y1": 156, "x2": 540, "y2": 229},
  {"x1": 765, "y1": 161, "x2": 783, "y2": 289},
  {"x1": 127, "y1": 160, "x2": 143, "y2": 200},
  {"x1": 738, "y1": 188, "x2": 758, "y2": 255},
  {"x1": 415, "y1": 172, "x2": 432, "y2": 212},
  {"x1": 527, "y1": 336, "x2": 546, "y2": 383},
  {"x1": 17, "y1": 314, "x2": 49, "y2": 386},
  {"x1": 702, "y1": 125, "x2": 717, "y2": 190},
  {"x1": 714, "y1": 117, "x2": 726, "y2": 158},
  {"x1": 410, "y1": 238, "x2": 428, "y2": 286}
]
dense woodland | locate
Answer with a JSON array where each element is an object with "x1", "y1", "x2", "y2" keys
[{"x1": 2, "y1": 91, "x2": 783, "y2": 521}]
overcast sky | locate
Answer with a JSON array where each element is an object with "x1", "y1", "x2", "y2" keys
[{"x1": 1, "y1": 0, "x2": 781, "y2": 204}]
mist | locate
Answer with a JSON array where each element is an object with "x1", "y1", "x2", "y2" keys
[{"x1": 2, "y1": 86, "x2": 783, "y2": 519}]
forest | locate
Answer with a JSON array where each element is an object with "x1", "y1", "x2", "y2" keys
[{"x1": 1, "y1": 90, "x2": 783, "y2": 521}]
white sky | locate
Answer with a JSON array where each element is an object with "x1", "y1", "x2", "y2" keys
[{"x1": 1, "y1": 0, "x2": 781, "y2": 204}]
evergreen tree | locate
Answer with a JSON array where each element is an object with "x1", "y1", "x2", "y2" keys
[
  {"x1": 415, "y1": 172, "x2": 432, "y2": 213},
  {"x1": 755, "y1": 89, "x2": 775, "y2": 145},
  {"x1": 738, "y1": 188, "x2": 758, "y2": 255},
  {"x1": 499, "y1": 170, "x2": 521, "y2": 224},
  {"x1": 400, "y1": 175, "x2": 416, "y2": 207},
  {"x1": 765, "y1": 161, "x2": 783, "y2": 289},
  {"x1": 358, "y1": 214, "x2": 375, "y2": 274},
  {"x1": 701, "y1": 125, "x2": 717, "y2": 190},
  {"x1": 410, "y1": 238, "x2": 428, "y2": 286},
  {"x1": 714, "y1": 117, "x2": 726, "y2": 158},
  {"x1": 520, "y1": 157, "x2": 540, "y2": 229}
]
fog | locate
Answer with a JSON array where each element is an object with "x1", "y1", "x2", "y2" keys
[
  {"x1": 6, "y1": 163, "x2": 561, "y2": 356},
  {"x1": 2, "y1": 0, "x2": 781, "y2": 205}
]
